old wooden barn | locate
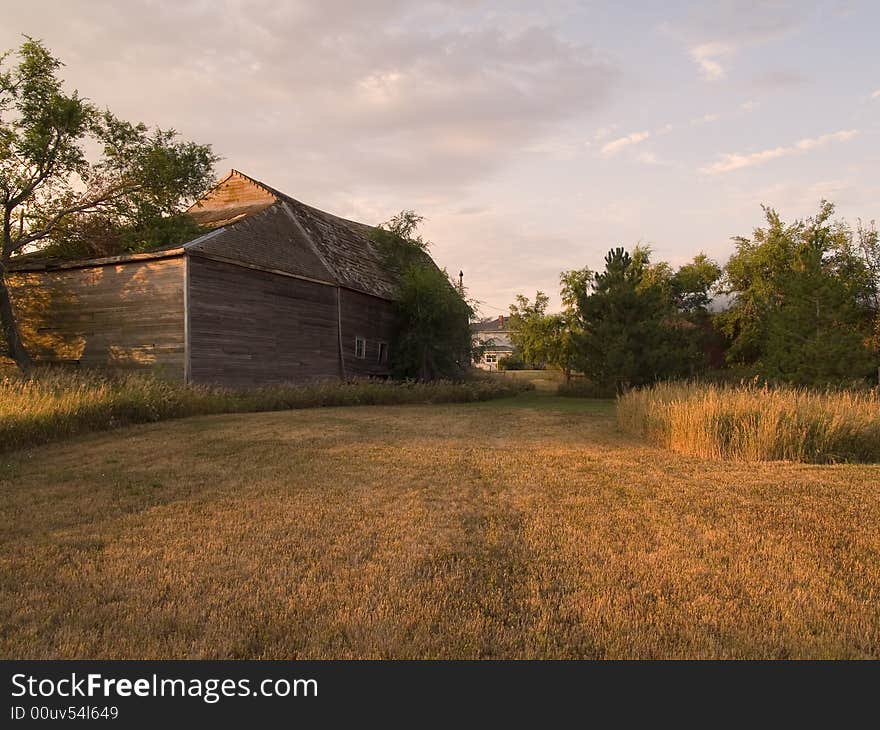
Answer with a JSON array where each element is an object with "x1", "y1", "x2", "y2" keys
[{"x1": 3, "y1": 170, "x2": 415, "y2": 386}]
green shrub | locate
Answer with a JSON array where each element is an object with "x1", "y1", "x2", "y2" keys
[
  {"x1": 498, "y1": 354, "x2": 526, "y2": 371},
  {"x1": 0, "y1": 370, "x2": 531, "y2": 453}
]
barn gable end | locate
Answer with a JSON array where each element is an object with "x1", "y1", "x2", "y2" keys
[{"x1": 187, "y1": 171, "x2": 277, "y2": 228}]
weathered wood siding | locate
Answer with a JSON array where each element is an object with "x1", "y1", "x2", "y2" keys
[
  {"x1": 4, "y1": 256, "x2": 186, "y2": 377},
  {"x1": 339, "y1": 288, "x2": 395, "y2": 378},
  {"x1": 187, "y1": 255, "x2": 340, "y2": 386},
  {"x1": 187, "y1": 172, "x2": 277, "y2": 228}
]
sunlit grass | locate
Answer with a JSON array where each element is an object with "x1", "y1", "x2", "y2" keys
[
  {"x1": 1, "y1": 400, "x2": 878, "y2": 658},
  {"x1": 617, "y1": 381, "x2": 880, "y2": 463},
  {"x1": 0, "y1": 369, "x2": 530, "y2": 453}
]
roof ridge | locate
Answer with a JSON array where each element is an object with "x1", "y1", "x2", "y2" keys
[
  {"x1": 187, "y1": 169, "x2": 402, "y2": 300},
  {"x1": 282, "y1": 192, "x2": 378, "y2": 231},
  {"x1": 277, "y1": 201, "x2": 338, "y2": 286},
  {"x1": 226, "y1": 169, "x2": 380, "y2": 232},
  {"x1": 195, "y1": 169, "x2": 382, "y2": 233}
]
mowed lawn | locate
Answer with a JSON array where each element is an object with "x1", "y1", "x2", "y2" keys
[{"x1": 1, "y1": 392, "x2": 879, "y2": 659}]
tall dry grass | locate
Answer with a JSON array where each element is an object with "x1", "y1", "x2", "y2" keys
[
  {"x1": 0, "y1": 370, "x2": 530, "y2": 453},
  {"x1": 617, "y1": 381, "x2": 880, "y2": 463}
]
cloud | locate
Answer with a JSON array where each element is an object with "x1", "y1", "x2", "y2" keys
[
  {"x1": 741, "y1": 100, "x2": 758, "y2": 111},
  {"x1": 637, "y1": 151, "x2": 661, "y2": 165},
  {"x1": 689, "y1": 42, "x2": 733, "y2": 81},
  {"x1": 597, "y1": 122, "x2": 673, "y2": 159},
  {"x1": 872, "y1": 89, "x2": 880, "y2": 99},
  {"x1": 701, "y1": 129, "x2": 859, "y2": 174},
  {"x1": 703, "y1": 146, "x2": 789, "y2": 174},
  {"x1": 0, "y1": 0, "x2": 619, "y2": 199},
  {"x1": 669, "y1": 2, "x2": 812, "y2": 81},
  {"x1": 795, "y1": 129, "x2": 858, "y2": 149},
  {"x1": 600, "y1": 130, "x2": 651, "y2": 157}
]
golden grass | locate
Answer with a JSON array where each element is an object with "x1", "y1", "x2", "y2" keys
[
  {"x1": 0, "y1": 369, "x2": 528, "y2": 453},
  {"x1": 1, "y1": 395, "x2": 879, "y2": 659},
  {"x1": 618, "y1": 382, "x2": 880, "y2": 463}
]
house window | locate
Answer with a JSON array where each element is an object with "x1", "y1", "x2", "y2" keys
[
  {"x1": 485, "y1": 354, "x2": 497, "y2": 364},
  {"x1": 355, "y1": 336, "x2": 366, "y2": 359},
  {"x1": 377, "y1": 342, "x2": 388, "y2": 363}
]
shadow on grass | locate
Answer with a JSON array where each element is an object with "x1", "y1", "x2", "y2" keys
[{"x1": 465, "y1": 391, "x2": 616, "y2": 415}]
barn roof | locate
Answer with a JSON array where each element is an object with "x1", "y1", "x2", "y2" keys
[
  {"x1": 186, "y1": 170, "x2": 398, "y2": 299},
  {"x1": 9, "y1": 170, "x2": 418, "y2": 301},
  {"x1": 184, "y1": 204, "x2": 335, "y2": 285},
  {"x1": 5, "y1": 246, "x2": 186, "y2": 272}
]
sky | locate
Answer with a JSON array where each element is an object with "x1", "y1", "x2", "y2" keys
[{"x1": 2, "y1": 1, "x2": 879, "y2": 314}]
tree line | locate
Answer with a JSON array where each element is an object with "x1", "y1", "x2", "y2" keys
[{"x1": 508, "y1": 204, "x2": 880, "y2": 390}]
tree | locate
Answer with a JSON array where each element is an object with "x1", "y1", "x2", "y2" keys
[
  {"x1": 718, "y1": 202, "x2": 877, "y2": 384},
  {"x1": 371, "y1": 211, "x2": 473, "y2": 380},
  {"x1": 574, "y1": 247, "x2": 696, "y2": 391},
  {"x1": 671, "y1": 253, "x2": 722, "y2": 315},
  {"x1": 631, "y1": 246, "x2": 722, "y2": 316},
  {"x1": 507, "y1": 269, "x2": 590, "y2": 384},
  {"x1": 856, "y1": 219, "x2": 880, "y2": 357},
  {"x1": 556, "y1": 268, "x2": 592, "y2": 383},
  {"x1": 0, "y1": 38, "x2": 217, "y2": 370},
  {"x1": 507, "y1": 291, "x2": 550, "y2": 368}
]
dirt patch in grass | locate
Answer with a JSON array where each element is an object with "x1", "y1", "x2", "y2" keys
[{"x1": 1, "y1": 396, "x2": 879, "y2": 658}]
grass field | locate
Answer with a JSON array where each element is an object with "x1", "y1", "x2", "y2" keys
[{"x1": 2, "y1": 391, "x2": 879, "y2": 659}]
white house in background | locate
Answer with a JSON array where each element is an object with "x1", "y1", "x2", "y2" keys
[{"x1": 472, "y1": 315, "x2": 515, "y2": 370}]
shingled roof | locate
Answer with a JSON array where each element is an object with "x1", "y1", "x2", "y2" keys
[
  {"x1": 186, "y1": 170, "x2": 398, "y2": 299},
  {"x1": 184, "y1": 203, "x2": 335, "y2": 285},
  {"x1": 472, "y1": 315, "x2": 511, "y2": 333},
  {"x1": 8, "y1": 170, "x2": 422, "y2": 301}
]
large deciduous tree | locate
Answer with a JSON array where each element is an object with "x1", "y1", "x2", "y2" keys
[
  {"x1": 0, "y1": 38, "x2": 217, "y2": 370},
  {"x1": 508, "y1": 267, "x2": 591, "y2": 383},
  {"x1": 718, "y1": 202, "x2": 878, "y2": 384},
  {"x1": 508, "y1": 291, "x2": 554, "y2": 368}
]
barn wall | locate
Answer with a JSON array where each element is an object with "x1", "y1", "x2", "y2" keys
[
  {"x1": 339, "y1": 288, "x2": 395, "y2": 379},
  {"x1": 187, "y1": 255, "x2": 340, "y2": 386},
  {"x1": 4, "y1": 256, "x2": 186, "y2": 378}
]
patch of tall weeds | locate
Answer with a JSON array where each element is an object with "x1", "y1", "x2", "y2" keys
[{"x1": 617, "y1": 381, "x2": 880, "y2": 463}]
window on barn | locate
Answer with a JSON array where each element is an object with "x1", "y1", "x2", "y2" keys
[
  {"x1": 355, "y1": 336, "x2": 366, "y2": 359},
  {"x1": 377, "y1": 342, "x2": 388, "y2": 363}
]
